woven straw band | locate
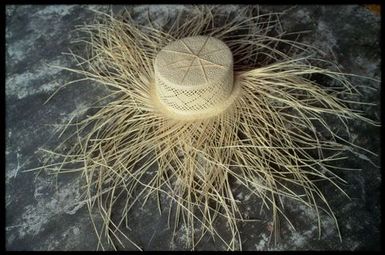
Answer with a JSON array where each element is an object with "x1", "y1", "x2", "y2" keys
[{"x1": 152, "y1": 36, "x2": 240, "y2": 120}]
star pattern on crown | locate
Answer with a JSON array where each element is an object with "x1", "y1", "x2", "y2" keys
[{"x1": 163, "y1": 37, "x2": 228, "y2": 83}]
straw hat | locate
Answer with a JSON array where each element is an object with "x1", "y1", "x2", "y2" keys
[{"x1": 37, "y1": 6, "x2": 378, "y2": 251}]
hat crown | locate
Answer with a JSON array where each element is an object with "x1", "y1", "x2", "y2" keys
[{"x1": 154, "y1": 36, "x2": 234, "y2": 116}]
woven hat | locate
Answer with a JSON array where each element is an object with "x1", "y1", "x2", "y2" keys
[
  {"x1": 36, "y1": 6, "x2": 378, "y2": 251},
  {"x1": 153, "y1": 36, "x2": 240, "y2": 120}
]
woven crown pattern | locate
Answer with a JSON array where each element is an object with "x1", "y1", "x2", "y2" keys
[{"x1": 154, "y1": 36, "x2": 234, "y2": 115}]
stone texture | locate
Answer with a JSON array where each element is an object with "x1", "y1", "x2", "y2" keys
[{"x1": 5, "y1": 5, "x2": 380, "y2": 251}]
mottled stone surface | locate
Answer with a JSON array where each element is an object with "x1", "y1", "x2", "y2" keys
[{"x1": 6, "y1": 5, "x2": 380, "y2": 251}]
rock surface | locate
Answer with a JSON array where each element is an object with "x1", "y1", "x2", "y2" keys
[{"x1": 6, "y1": 5, "x2": 380, "y2": 251}]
